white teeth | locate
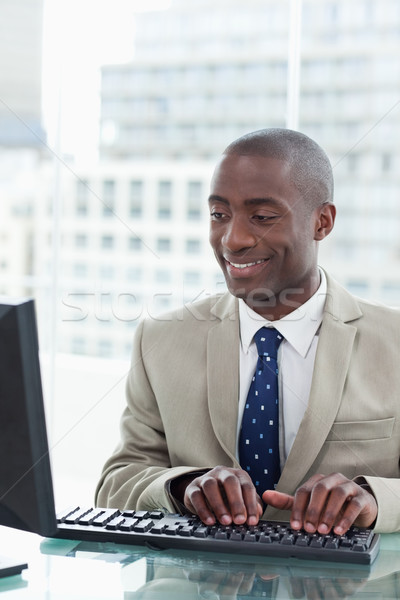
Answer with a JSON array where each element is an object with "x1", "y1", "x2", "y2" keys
[{"x1": 229, "y1": 259, "x2": 266, "y2": 269}]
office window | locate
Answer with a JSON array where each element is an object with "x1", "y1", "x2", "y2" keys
[
  {"x1": 98, "y1": 339, "x2": 113, "y2": 358},
  {"x1": 73, "y1": 263, "x2": 88, "y2": 278},
  {"x1": 382, "y1": 153, "x2": 392, "y2": 173},
  {"x1": 76, "y1": 179, "x2": 89, "y2": 216},
  {"x1": 71, "y1": 337, "x2": 86, "y2": 355},
  {"x1": 75, "y1": 234, "x2": 87, "y2": 248},
  {"x1": 187, "y1": 181, "x2": 203, "y2": 220},
  {"x1": 382, "y1": 282, "x2": 400, "y2": 302},
  {"x1": 99, "y1": 265, "x2": 115, "y2": 279},
  {"x1": 184, "y1": 270, "x2": 201, "y2": 285},
  {"x1": 153, "y1": 295, "x2": 171, "y2": 312},
  {"x1": 127, "y1": 266, "x2": 143, "y2": 281},
  {"x1": 129, "y1": 180, "x2": 143, "y2": 217},
  {"x1": 102, "y1": 180, "x2": 115, "y2": 217},
  {"x1": 158, "y1": 180, "x2": 172, "y2": 219},
  {"x1": 129, "y1": 236, "x2": 143, "y2": 251},
  {"x1": 101, "y1": 235, "x2": 114, "y2": 249},
  {"x1": 346, "y1": 280, "x2": 369, "y2": 296},
  {"x1": 186, "y1": 239, "x2": 201, "y2": 254},
  {"x1": 157, "y1": 237, "x2": 171, "y2": 252},
  {"x1": 155, "y1": 269, "x2": 171, "y2": 283}
]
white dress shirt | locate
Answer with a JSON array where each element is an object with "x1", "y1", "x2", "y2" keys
[{"x1": 237, "y1": 270, "x2": 327, "y2": 466}]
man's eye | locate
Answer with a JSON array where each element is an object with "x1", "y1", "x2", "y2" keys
[
  {"x1": 253, "y1": 214, "x2": 277, "y2": 222},
  {"x1": 210, "y1": 211, "x2": 224, "y2": 219}
]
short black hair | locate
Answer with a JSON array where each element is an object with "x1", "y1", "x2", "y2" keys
[{"x1": 224, "y1": 128, "x2": 334, "y2": 210}]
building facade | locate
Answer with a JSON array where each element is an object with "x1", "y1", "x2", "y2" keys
[{"x1": 0, "y1": 0, "x2": 45, "y2": 147}]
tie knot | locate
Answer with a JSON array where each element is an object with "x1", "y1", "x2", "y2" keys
[{"x1": 254, "y1": 327, "x2": 283, "y2": 360}]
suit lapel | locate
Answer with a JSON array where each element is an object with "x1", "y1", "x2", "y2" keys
[
  {"x1": 207, "y1": 294, "x2": 240, "y2": 464},
  {"x1": 276, "y1": 273, "x2": 362, "y2": 495}
]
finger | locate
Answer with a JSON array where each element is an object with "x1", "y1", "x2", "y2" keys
[
  {"x1": 262, "y1": 489, "x2": 294, "y2": 511},
  {"x1": 288, "y1": 474, "x2": 325, "y2": 530},
  {"x1": 199, "y1": 474, "x2": 235, "y2": 525},
  {"x1": 219, "y1": 471, "x2": 250, "y2": 525},
  {"x1": 293, "y1": 474, "x2": 332, "y2": 532},
  {"x1": 332, "y1": 493, "x2": 370, "y2": 535},
  {"x1": 310, "y1": 477, "x2": 376, "y2": 535},
  {"x1": 236, "y1": 475, "x2": 262, "y2": 525},
  {"x1": 316, "y1": 481, "x2": 357, "y2": 534},
  {"x1": 184, "y1": 483, "x2": 217, "y2": 525}
]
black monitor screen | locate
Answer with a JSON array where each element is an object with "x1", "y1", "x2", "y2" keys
[{"x1": 0, "y1": 298, "x2": 57, "y2": 536}]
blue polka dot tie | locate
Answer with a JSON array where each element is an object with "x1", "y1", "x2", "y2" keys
[{"x1": 239, "y1": 327, "x2": 283, "y2": 498}]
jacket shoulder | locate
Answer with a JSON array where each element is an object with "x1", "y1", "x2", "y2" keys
[{"x1": 140, "y1": 291, "x2": 238, "y2": 336}]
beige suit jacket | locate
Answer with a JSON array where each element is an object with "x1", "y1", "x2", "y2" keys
[{"x1": 95, "y1": 272, "x2": 400, "y2": 533}]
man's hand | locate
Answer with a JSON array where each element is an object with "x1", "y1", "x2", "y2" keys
[
  {"x1": 262, "y1": 473, "x2": 378, "y2": 535},
  {"x1": 183, "y1": 466, "x2": 263, "y2": 526}
]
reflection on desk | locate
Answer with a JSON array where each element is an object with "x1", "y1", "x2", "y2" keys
[{"x1": 2, "y1": 525, "x2": 400, "y2": 599}]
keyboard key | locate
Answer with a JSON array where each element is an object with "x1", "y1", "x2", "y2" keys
[
  {"x1": 177, "y1": 526, "x2": 195, "y2": 537},
  {"x1": 310, "y1": 536, "x2": 324, "y2": 548},
  {"x1": 165, "y1": 524, "x2": 180, "y2": 535},
  {"x1": 92, "y1": 509, "x2": 121, "y2": 527},
  {"x1": 106, "y1": 517, "x2": 125, "y2": 530},
  {"x1": 64, "y1": 508, "x2": 92, "y2": 524},
  {"x1": 133, "y1": 519, "x2": 154, "y2": 533},
  {"x1": 230, "y1": 531, "x2": 244, "y2": 541},
  {"x1": 281, "y1": 534, "x2": 295, "y2": 545},
  {"x1": 214, "y1": 530, "x2": 229, "y2": 540},
  {"x1": 57, "y1": 507, "x2": 81, "y2": 523},
  {"x1": 119, "y1": 518, "x2": 139, "y2": 531},
  {"x1": 78, "y1": 510, "x2": 104, "y2": 526},
  {"x1": 325, "y1": 538, "x2": 339, "y2": 550},
  {"x1": 149, "y1": 511, "x2": 164, "y2": 520},
  {"x1": 150, "y1": 523, "x2": 166, "y2": 534},
  {"x1": 133, "y1": 511, "x2": 150, "y2": 520},
  {"x1": 295, "y1": 535, "x2": 310, "y2": 547},
  {"x1": 352, "y1": 543, "x2": 367, "y2": 552},
  {"x1": 194, "y1": 527, "x2": 208, "y2": 538}
]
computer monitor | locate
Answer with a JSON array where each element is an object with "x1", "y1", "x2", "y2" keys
[{"x1": 0, "y1": 297, "x2": 57, "y2": 537}]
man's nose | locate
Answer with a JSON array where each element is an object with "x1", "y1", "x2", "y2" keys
[{"x1": 221, "y1": 215, "x2": 257, "y2": 252}]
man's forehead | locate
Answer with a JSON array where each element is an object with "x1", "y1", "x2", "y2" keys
[{"x1": 210, "y1": 153, "x2": 294, "y2": 192}]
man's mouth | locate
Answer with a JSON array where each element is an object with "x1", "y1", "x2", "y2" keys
[{"x1": 225, "y1": 258, "x2": 268, "y2": 269}]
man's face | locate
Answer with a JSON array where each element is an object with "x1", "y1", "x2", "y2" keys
[{"x1": 209, "y1": 153, "x2": 323, "y2": 319}]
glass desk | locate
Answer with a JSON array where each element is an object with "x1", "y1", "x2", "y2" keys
[{"x1": 1, "y1": 524, "x2": 400, "y2": 599}]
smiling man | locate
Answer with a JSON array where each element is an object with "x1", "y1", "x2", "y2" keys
[
  {"x1": 208, "y1": 146, "x2": 332, "y2": 320},
  {"x1": 96, "y1": 128, "x2": 400, "y2": 534}
]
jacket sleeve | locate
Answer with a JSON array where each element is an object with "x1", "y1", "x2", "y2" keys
[
  {"x1": 94, "y1": 319, "x2": 204, "y2": 512},
  {"x1": 359, "y1": 476, "x2": 400, "y2": 533}
]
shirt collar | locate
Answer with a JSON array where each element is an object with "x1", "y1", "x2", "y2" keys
[{"x1": 239, "y1": 269, "x2": 327, "y2": 358}]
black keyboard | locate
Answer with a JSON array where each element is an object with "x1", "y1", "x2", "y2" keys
[{"x1": 55, "y1": 506, "x2": 380, "y2": 565}]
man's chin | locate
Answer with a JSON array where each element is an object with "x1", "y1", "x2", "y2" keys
[{"x1": 227, "y1": 283, "x2": 276, "y2": 306}]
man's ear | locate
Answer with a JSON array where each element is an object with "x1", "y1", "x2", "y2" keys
[{"x1": 314, "y1": 203, "x2": 336, "y2": 241}]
